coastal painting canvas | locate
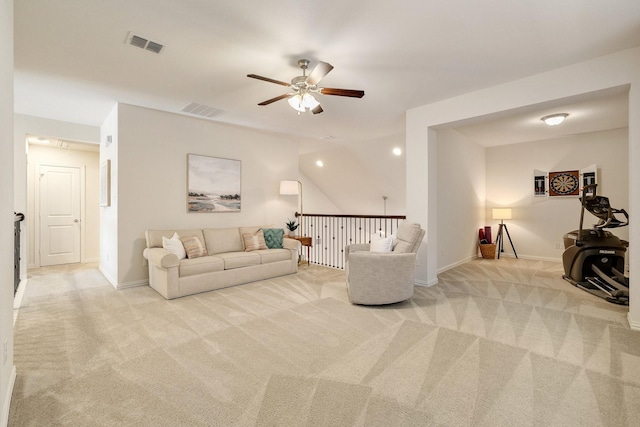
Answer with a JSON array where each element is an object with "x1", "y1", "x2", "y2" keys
[{"x1": 187, "y1": 154, "x2": 241, "y2": 212}]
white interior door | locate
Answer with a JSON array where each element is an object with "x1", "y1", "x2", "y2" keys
[{"x1": 39, "y1": 165, "x2": 81, "y2": 266}]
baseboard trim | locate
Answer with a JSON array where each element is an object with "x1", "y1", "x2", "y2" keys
[
  {"x1": 628, "y1": 313, "x2": 640, "y2": 331},
  {"x1": 98, "y1": 266, "x2": 117, "y2": 288},
  {"x1": 2, "y1": 366, "x2": 16, "y2": 427},
  {"x1": 486, "y1": 253, "x2": 562, "y2": 262},
  {"x1": 415, "y1": 278, "x2": 438, "y2": 287},
  {"x1": 116, "y1": 280, "x2": 148, "y2": 290},
  {"x1": 97, "y1": 266, "x2": 148, "y2": 290},
  {"x1": 438, "y1": 256, "x2": 474, "y2": 274}
]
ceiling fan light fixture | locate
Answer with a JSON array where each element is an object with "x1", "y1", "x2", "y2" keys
[
  {"x1": 287, "y1": 94, "x2": 305, "y2": 112},
  {"x1": 302, "y1": 93, "x2": 320, "y2": 109},
  {"x1": 541, "y1": 113, "x2": 568, "y2": 126}
]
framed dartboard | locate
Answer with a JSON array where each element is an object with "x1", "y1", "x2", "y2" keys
[{"x1": 548, "y1": 170, "x2": 580, "y2": 196}]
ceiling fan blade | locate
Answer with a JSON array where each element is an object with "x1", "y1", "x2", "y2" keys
[
  {"x1": 320, "y1": 88, "x2": 365, "y2": 98},
  {"x1": 258, "y1": 93, "x2": 291, "y2": 106},
  {"x1": 306, "y1": 61, "x2": 334, "y2": 85},
  {"x1": 311, "y1": 105, "x2": 323, "y2": 115},
  {"x1": 247, "y1": 74, "x2": 291, "y2": 87}
]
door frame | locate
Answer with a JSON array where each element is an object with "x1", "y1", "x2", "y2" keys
[{"x1": 34, "y1": 162, "x2": 87, "y2": 268}]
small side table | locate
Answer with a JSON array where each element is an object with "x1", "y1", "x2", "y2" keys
[{"x1": 285, "y1": 235, "x2": 312, "y2": 265}]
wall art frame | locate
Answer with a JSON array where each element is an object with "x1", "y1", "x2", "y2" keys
[{"x1": 187, "y1": 153, "x2": 241, "y2": 213}]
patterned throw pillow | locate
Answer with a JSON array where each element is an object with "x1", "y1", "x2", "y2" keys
[
  {"x1": 261, "y1": 228, "x2": 284, "y2": 249},
  {"x1": 179, "y1": 235, "x2": 206, "y2": 259},
  {"x1": 243, "y1": 230, "x2": 268, "y2": 252}
]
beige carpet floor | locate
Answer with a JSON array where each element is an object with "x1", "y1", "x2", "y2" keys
[{"x1": 9, "y1": 259, "x2": 640, "y2": 426}]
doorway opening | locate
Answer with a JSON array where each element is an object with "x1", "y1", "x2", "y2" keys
[{"x1": 26, "y1": 135, "x2": 100, "y2": 269}]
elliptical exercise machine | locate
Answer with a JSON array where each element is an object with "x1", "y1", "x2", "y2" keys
[{"x1": 562, "y1": 184, "x2": 630, "y2": 305}]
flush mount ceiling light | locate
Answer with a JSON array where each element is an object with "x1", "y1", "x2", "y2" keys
[{"x1": 541, "y1": 113, "x2": 569, "y2": 126}]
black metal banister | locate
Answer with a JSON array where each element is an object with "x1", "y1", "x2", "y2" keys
[
  {"x1": 295, "y1": 212, "x2": 406, "y2": 219},
  {"x1": 293, "y1": 212, "x2": 406, "y2": 269}
]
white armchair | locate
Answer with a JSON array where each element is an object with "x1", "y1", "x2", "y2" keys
[{"x1": 345, "y1": 221, "x2": 425, "y2": 305}]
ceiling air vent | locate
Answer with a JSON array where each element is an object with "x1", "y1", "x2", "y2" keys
[
  {"x1": 126, "y1": 32, "x2": 164, "y2": 54},
  {"x1": 180, "y1": 102, "x2": 224, "y2": 119}
]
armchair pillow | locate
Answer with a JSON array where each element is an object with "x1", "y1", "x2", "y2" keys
[{"x1": 370, "y1": 234, "x2": 393, "y2": 253}]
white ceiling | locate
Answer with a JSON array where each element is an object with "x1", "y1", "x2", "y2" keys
[{"x1": 13, "y1": 0, "x2": 640, "y2": 144}]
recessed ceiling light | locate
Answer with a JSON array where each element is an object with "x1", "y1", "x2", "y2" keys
[
  {"x1": 393, "y1": 147, "x2": 402, "y2": 156},
  {"x1": 541, "y1": 113, "x2": 568, "y2": 126},
  {"x1": 316, "y1": 160, "x2": 324, "y2": 167}
]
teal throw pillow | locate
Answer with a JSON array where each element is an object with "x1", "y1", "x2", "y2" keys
[{"x1": 261, "y1": 228, "x2": 284, "y2": 249}]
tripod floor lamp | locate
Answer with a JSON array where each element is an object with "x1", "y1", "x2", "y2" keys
[{"x1": 493, "y1": 208, "x2": 518, "y2": 259}]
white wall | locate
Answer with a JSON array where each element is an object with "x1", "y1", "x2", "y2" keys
[
  {"x1": 407, "y1": 46, "x2": 640, "y2": 328},
  {"x1": 299, "y1": 171, "x2": 341, "y2": 215},
  {"x1": 1, "y1": 1, "x2": 14, "y2": 425},
  {"x1": 27, "y1": 144, "x2": 100, "y2": 267},
  {"x1": 100, "y1": 104, "x2": 301, "y2": 287},
  {"x1": 485, "y1": 128, "x2": 628, "y2": 261},
  {"x1": 299, "y1": 132, "x2": 406, "y2": 215},
  {"x1": 436, "y1": 129, "x2": 486, "y2": 270}
]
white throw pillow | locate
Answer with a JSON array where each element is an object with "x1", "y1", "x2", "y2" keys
[
  {"x1": 370, "y1": 234, "x2": 393, "y2": 253},
  {"x1": 162, "y1": 232, "x2": 187, "y2": 259}
]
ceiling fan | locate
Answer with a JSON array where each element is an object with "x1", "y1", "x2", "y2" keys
[{"x1": 247, "y1": 59, "x2": 365, "y2": 114}]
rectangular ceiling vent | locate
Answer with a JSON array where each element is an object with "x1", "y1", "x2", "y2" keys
[
  {"x1": 126, "y1": 32, "x2": 164, "y2": 54},
  {"x1": 180, "y1": 102, "x2": 224, "y2": 119}
]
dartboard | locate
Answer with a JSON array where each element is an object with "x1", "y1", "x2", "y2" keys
[{"x1": 549, "y1": 172, "x2": 579, "y2": 196}]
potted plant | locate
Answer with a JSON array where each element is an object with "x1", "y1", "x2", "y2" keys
[{"x1": 285, "y1": 219, "x2": 298, "y2": 236}]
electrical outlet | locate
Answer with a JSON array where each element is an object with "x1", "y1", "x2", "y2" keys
[
  {"x1": 3, "y1": 339, "x2": 7, "y2": 364},
  {"x1": 316, "y1": 238, "x2": 321, "y2": 245},
  {"x1": 555, "y1": 243, "x2": 562, "y2": 249}
]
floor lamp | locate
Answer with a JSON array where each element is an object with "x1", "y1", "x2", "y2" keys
[
  {"x1": 279, "y1": 180, "x2": 303, "y2": 237},
  {"x1": 492, "y1": 208, "x2": 518, "y2": 259}
]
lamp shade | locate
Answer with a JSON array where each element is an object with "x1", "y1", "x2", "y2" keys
[
  {"x1": 492, "y1": 208, "x2": 512, "y2": 220},
  {"x1": 279, "y1": 180, "x2": 299, "y2": 195},
  {"x1": 287, "y1": 95, "x2": 305, "y2": 112}
]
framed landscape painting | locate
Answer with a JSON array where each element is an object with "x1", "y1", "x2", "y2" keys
[{"x1": 187, "y1": 154, "x2": 241, "y2": 212}]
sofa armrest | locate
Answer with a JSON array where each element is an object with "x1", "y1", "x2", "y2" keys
[
  {"x1": 345, "y1": 243, "x2": 370, "y2": 261},
  {"x1": 143, "y1": 247, "x2": 180, "y2": 268},
  {"x1": 282, "y1": 238, "x2": 301, "y2": 251}
]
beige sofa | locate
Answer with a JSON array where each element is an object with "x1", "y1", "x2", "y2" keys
[{"x1": 143, "y1": 226, "x2": 300, "y2": 299}]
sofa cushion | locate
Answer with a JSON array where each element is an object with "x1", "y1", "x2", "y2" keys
[
  {"x1": 179, "y1": 255, "x2": 224, "y2": 277},
  {"x1": 203, "y1": 227, "x2": 244, "y2": 255},
  {"x1": 261, "y1": 228, "x2": 284, "y2": 249},
  {"x1": 216, "y1": 252, "x2": 261, "y2": 269},
  {"x1": 180, "y1": 235, "x2": 207, "y2": 259},
  {"x1": 243, "y1": 230, "x2": 268, "y2": 252},
  {"x1": 162, "y1": 232, "x2": 187, "y2": 259},
  {"x1": 256, "y1": 248, "x2": 291, "y2": 264}
]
